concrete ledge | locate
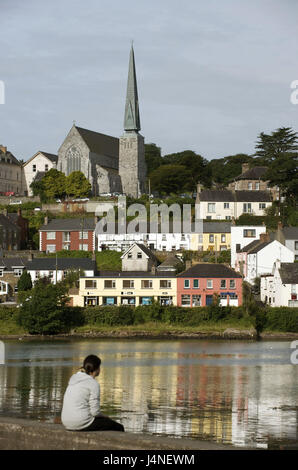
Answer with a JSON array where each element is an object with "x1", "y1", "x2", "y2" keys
[{"x1": 0, "y1": 417, "x2": 238, "y2": 450}]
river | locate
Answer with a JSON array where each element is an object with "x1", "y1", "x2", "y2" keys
[{"x1": 0, "y1": 338, "x2": 297, "y2": 448}]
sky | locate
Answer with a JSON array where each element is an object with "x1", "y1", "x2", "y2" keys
[{"x1": 0, "y1": 0, "x2": 297, "y2": 162}]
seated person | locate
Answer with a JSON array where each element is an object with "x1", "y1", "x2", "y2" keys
[{"x1": 61, "y1": 354, "x2": 124, "y2": 432}]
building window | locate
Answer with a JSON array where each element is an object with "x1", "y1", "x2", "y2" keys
[
  {"x1": 85, "y1": 280, "x2": 97, "y2": 289},
  {"x1": 181, "y1": 294, "x2": 191, "y2": 307},
  {"x1": 14, "y1": 269, "x2": 23, "y2": 277},
  {"x1": 225, "y1": 216, "x2": 231, "y2": 220},
  {"x1": 243, "y1": 203, "x2": 252, "y2": 213},
  {"x1": 137, "y1": 252, "x2": 142, "y2": 259},
  {"x1": 46, "y1": 232, "x2": 56, "y2": 240},
  {"x1": 192, "y1": 295, "x2": 201, "y2": 306},
  {"x1": 224, "y1": 203, "x2": 229, "y2": 209},
  {"x1": 220, "y1": 280, "x2": 226, "y2": 289},
  {"x1": 209, "y1": 234, "x2": 214, "y2": 243},
  {"x1": 248, "y1": 182, "x2": 253, "y2": 190},
  {"x1": 141, "y1": 280, "x2": 153, "y2": 289},
  {"x1": 207, "y1": 279, "x2": 213, "y2": 289},
  {"x1": 123, "y1": 280, "x2": 134, "y2": 289},
  {"x1": 80, "y1": 231, "x2": 89, "y2": 240},
  {"x1": 255, "y1": 182, "x2": 260, "y2": 190},
  {"x1": 162, "y1": 234, "x2": 166, "y2": 241},
  {"x1": 208, "y1": 203, "x2": 216, "y2": 213},
  {"x1": 104, "y1": 280, "x2": 116, "y2": 289},
  {"x1": 0, "y1": 270, "x2": 3, "y2": 277},
  {"x1": 33, "y1": 164, "x2": 36, "y2": 172},
  {"x1": 127, "y1": 253, "x2": 132, "y2": 259},
  {"x1": 160, "y1": 280, "x2": 172, "y2": 288},
  {"x1": 49, "y1": 271, "x2": 54, "y2": 279},
  {"x1": 221, "y1": 234, "x2": 226, "y2": 242},
  {"x1": 230, "y1": 280, "x2": 236, "y2": 289},
  {"x1": 294, "y1": 241, "x2": 298, "y2": 250},
  {"x1": 63, "y1": 232, "x2": 71, "y2": 241},
  {"x1": 198, "y1": 234, "x2": 203, "y2": 243},
  {"x1": 79, "y1": 244, "x2": 89, "y2": 251},
  {"x1": 193, "y1": 279, "x2": 199, "y2": 288},
  {"x1": 259, "y1": 203, "x2": 266, "y2": 210},
  {"x1": 243, "y1": 229, "x2": 256, "y2": 238},
  {"x1": 184, "y1": 279, "x2": 190, "y2": 289},
  {"x1": 45, "y1": 164, "x2": 49, "y2": 172}
]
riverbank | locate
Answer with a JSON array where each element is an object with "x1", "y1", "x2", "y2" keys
[{"x1": 1, "y1": 322, "x2": 298, "y2": 340}]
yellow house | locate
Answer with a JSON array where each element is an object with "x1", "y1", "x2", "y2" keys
[
  {"x1": 71, "y1": 271, "x2": 177, "y2": 307},
  {"x1": 190, "y1": 221, "x2": 231, "y2": 252}
]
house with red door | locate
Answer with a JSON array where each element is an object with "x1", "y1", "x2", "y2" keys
[
  {"x1": 39, "y1": 216, "x2": 96, "y2": 253},
  {"x1": 177, "y1": 263, "x2": 243, "y2": 307}
]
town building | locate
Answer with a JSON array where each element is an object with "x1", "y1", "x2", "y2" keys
[
  {"x1": 235, "y1": 233, "x2": 294, "y2": 284},
  {"x1": 177, "y1": 263, "x2": 243, "y2": 307},
  {"x1": 272, "y1": 225, "x2": 298, "y2": 261},
  {"x1": 196, "y1": 188, "x2": 272, "y2": 220},
  {"x1": 4, "y1": 208, "x2": 29, "y2": 249},
  {"x1": 228, "y1": 163, "x2": 279, "y2": 199},
  {"x1": 190, "y1": 221, "x2": 232, "y2": 252},
  {"x1": 26, "y1": 257, "x2": 97, "y2": 285},
  {"x1": 230, "y1": 225, "x2": 267, "y2": 268},
  {"x1": 121, "y1": 243, "x2": 158, "y2": 272},
  {"x1": 23, "y1": 151, "x2": 58, "y2": 196},
  {"x1": 260, "y1": 260, "x2": 298, "y2": 307},
  {"x1": 39, "y1": 216, "x2": 96, "y2": 253},
  {"x1": 0, "y1": 145, "x2": 24, "y2": 195},
  {"x1": 0, "y1": 213, "x2": 21, "y2": 250},
  {"x1": 0, "y1": 256, "x2": 27, "y2": 302}
]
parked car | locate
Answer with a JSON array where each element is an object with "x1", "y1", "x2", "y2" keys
[
  {"x1": 34, "y1": 207, "x2": 41, "y2": 211},
  {"x1": 99, "y1": 193, "x2": 112, "y2": 197},
  {"x1": 72, "y1": 198, "x2": 89, "y2": 202},
  {"x1": 9, "y1": 200, "x2": 22, "y2": 205}
]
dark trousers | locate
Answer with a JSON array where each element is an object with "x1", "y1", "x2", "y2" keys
[{"x1": 81, "y1": 415, "x2": 124, "y2": 432}]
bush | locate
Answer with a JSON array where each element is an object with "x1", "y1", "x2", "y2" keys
[
  {"x1": 265, "y1": 307, "x2": 298, "y2": 332},
  {"x1": 134, "y1": 302, "x2": 162, "y2": 324},
  {"x1": 83, "y1": 305, "x2": 134, "y2": 326}
]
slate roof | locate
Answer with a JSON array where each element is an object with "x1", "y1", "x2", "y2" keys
[
  {"x1": 75, "y1": 126, "x2": 119, "y2": 159},
  {"x1": 0, "y1": 214, "x2": 20, "y2": 231},
  {"x1": 177, "y1": 263, "x2": 242, "y2": 278},
  {"x1": 121, "y1": 243, "x2": 159, "y2": 264},
  {"x1": 0, "y1": 148, "x2": 21, "y2": 166},
  {"x1": 198, "y1": 189, "x2": 271, "y2": 202},
  {"x1": 39, "y1": 218, "x2": 96, "y2": 231},
  {"x1": 234, "y1": 166, "x2": 268, "y2": 181},
  {"x1": 238, "y1": 239, "x2": 271, "y2": 254},
  {"x1": 282, "y1": 227, "x2": 298, "y2": 240},
  {"x1": 279, "y1": 263, "x2": 298, "y2": 284},
  {"x1": 83, "y1": 270, "x2": 176, "y2": 278},
  {"x1": 202, "y1": 221, "x2": 232, "y2": 233},
  {"x1": 0, "y1": 257, "x2": 27, "y2": 269},
  {"x1": 26, "y1": 258, "x2": 97, "y2": 271},
  {"x1": 41, "y1": 152, "x2": 58, "y2": 163},
  {"x1": 156, "y1": 254, "x2": 183, "y2": 270}
]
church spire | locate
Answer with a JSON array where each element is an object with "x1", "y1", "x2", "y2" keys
[{"x1": 124, "y1": 44, "x2": 141, "y2": 132}]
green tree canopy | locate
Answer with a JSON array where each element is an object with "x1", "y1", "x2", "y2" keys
[
  {"x1": 65, "y1": 171, "x2": 91, "y2": 198},
  {"x1": 17, "y1": 271, "x2": 32, "y2": 292},
  {"x1": 145, "y1": 143, "x2": 163, "y2": 174},
  {"x1": 255, "y1": 127, "x2": 298, "y2": 164},
  {"x1": 149, "y1": 164, "x2": 193, "y2": 194}
]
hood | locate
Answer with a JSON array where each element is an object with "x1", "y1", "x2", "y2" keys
[{"x1": 68, "y1": 371, "x2": 93, "y2": 386}]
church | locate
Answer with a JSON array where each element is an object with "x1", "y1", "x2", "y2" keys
[{"x1": 23, "y1": 46, "x2": 147, "y2": 198}]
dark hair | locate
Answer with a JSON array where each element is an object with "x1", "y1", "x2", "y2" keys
[{"x1": 83, "y1": 355, "x2": 101, "y2": 375}]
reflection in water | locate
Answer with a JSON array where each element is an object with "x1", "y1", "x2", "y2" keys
[{"x1": 0, "y1": 339, "x2": 297, "y2": 448}]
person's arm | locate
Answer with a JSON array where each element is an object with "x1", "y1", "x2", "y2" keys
[{"x1": 89, "y1": 382, "x2": 102, "y2": 417}]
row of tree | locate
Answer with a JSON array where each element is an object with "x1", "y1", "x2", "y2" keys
[
  {"x1": 31, "y1": 169, "x2": 91, "y2": 201},
  {"x1": 146, "y1": 127, "x2": 298, "y2": 202}
]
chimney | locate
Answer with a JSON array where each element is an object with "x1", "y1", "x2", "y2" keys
[
  {"x1": 28, "y1": 252, "x2": 34, "y2": 261},
  {"x1": 151, "y1": 265, "x2": 156, "y2": 274},
  {"x1": 260, "y1": 232, "x2": 270, "y2": 243},
  {"x1": 242, "y1": 163, "x2": 249, "y2": 174},
  {"x1": 0, "y1": 145, "x2": 7, "y2": 154},
  {"x1": 44, "y1": 215, "x2": 48, "y2": 225},
  {"x1": 185, "y1": 259, "x2": 192, "y2": 270}
]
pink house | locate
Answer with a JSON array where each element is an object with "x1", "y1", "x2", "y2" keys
[{"x1": 177, "y1": 263, "x2": 243, "y2": 307}]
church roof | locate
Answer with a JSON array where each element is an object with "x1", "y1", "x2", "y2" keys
[{"x1": 75, "y1": 126, "x2": 119, "y2": 161}]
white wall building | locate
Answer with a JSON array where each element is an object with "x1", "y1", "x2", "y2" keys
[
  {"x1": 196, "y1": 189, "x2": 272, "y2": 221},
  {"x1": 231, "y1": 225, "x2": 267, "y2": 268},
  {"x1": 235, "y1": 234, "x2": 294, "y2": 284},
  {"x1": 261, "y1": 260, "x2": 298, "y2": 307},
  {"x1": 23, "y1": 151, "x2": 58, "y2": 196},
  {"x1": 26, "y1": 257, "x2": 96, "y2": 284}
]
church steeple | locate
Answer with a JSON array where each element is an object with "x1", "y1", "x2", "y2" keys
[{"x1": 124, "y1": 45, "x2": 141, "y2": 132}]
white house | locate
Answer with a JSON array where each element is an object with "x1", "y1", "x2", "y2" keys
[
  {"x1": 23, "y1": 151, "x2": 58, "y2": 196},
  {"x1": 231, "y1": 225, "x2": 267, "y2": 268},
  {"x1": 235, "y1": 233, "x2": 294, "y2": 284},
  {"x1": 26, "y1": 257, "x2": 97, "y2": 284},
  {"x1": 261, "y1": 261, "x2": 298, "y2": 307},
  {"x1": 196, "y1": 189, "x2": 272, "y2": 220}
]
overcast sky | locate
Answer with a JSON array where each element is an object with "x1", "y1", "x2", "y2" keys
[{"x1": 0, "y1": 0, "x2": 297, "y2": 162}]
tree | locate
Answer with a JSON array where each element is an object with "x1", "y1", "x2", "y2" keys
[
  {"x1": 16, "y1": 277, "x2": 82, "y2": 334},
  {"x1": 17, "y1": 271, "x2": 32, "y2": 292},
  {"x1": 207, "y1": 154, "x2": 252, "y2": 186},
  {"x1": 42, "y1": 169, "x2": 67, "y2": 199},
  {"x1": 149, "y1": 164, "x2": 191, "y2": 194},
  {"x1": 145, "y1": 143, "x2": 163, "y2": 174},
  {"x1": 255, "y1": 127, "x2": 298, "y2": 164},
  {"x1": 65, "y1": 171, "x2": 91, "y2": 198}
]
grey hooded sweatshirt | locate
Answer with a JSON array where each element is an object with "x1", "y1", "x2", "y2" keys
[{"x1": 61, "y1": 371, "x2": 101, "y2": 430}]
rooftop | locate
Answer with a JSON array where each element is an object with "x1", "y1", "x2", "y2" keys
[
  {"x1": 178, "y1": 263, "x2": 242, "y2": 278},
  {"x1": 279, "y1": 263, "x2": 298, "y2": 284},
  {"x1": 40, "y1": 217, "x2": 96, "y2": 231}
]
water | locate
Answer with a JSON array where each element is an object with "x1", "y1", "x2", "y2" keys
[{"x1": 0, "y1": 338, "x2": 297, "y2": 448}]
